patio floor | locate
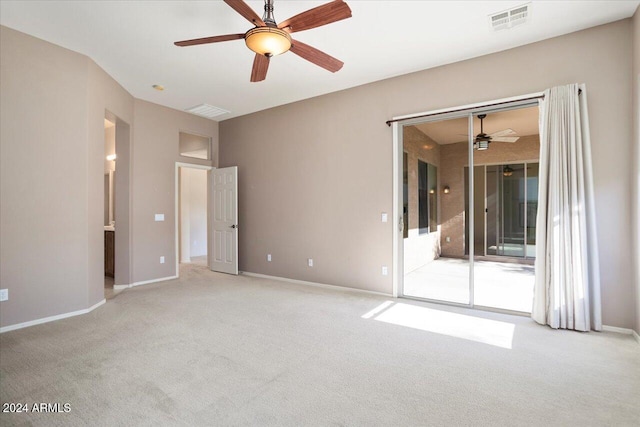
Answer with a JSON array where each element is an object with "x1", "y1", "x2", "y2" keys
[{"x1": 403, "y1": 257, "x2": 535, "y2": 313}]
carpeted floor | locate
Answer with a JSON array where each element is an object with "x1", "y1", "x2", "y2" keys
[{"x1": 1, "y1": 262, "x2": 639, "y2": 426}]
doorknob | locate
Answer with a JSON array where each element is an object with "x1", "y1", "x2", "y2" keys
[{"x1": 230, "y1": 224, "x2": 237, "y2": 229}]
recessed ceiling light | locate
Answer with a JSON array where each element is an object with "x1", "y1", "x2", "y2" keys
[{"x1": 152, "y1": 84, "x2": 164, "y2": 91}]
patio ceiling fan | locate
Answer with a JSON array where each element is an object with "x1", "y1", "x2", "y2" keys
[
  {"x1": 174, "y1": 0, "x2": 352, "y2": 82},
  {"x1": 473, "y1": 114, "x2": 520, "y2": 150}
]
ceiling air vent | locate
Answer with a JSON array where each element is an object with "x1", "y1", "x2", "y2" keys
[
  {"x1": 489, "y1": 3, "x2": 530, "y2": 31},
  {"x1": 185, "y1": 104, "x2": 229, "y2": 120}
]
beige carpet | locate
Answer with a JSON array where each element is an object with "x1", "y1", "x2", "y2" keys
[{"x1": 1, "y1": 262, "x2": 639, "y2": 426}]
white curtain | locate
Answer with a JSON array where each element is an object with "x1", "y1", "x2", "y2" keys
[{"x1": 532, "y1": 83, "x2": 602, "y2": 332}]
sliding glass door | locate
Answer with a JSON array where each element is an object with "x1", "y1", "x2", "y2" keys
[
  {"x1": 398, "y1": 103, "x2": 539, "y2": 313},
  {"x1": 471, "y1": 162, "x2": 539, "y2": 259},
  {"x1": 401, "y1": 115, "x2": 470, "y2": 305}
]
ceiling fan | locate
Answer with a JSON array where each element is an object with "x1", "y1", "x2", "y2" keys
[
  {"x1": 473, "y1": 114, "x2": 520, "y2": 150},
  {"x1": 174, "y1": 0, "x2": 352, "y2": 82}
]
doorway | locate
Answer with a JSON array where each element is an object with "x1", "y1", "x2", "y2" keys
[
  {"x1": 395, "y1": 102, "x2": 540, "y2": 314},
  {"x1": 103, "y1": 112, "x2": 131, "y2": 299},
  {"x1": 465, "y1": 162, "x2": 539, "y2": 259},
  {"x1": 104, "y1": 118, "x2": 116, "y2": 297},
  {"x1": 178, "y1": 165, "x2": 211, "y2": 269}
]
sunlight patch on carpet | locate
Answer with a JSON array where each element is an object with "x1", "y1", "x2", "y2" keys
[{"x1": 364, "y1": 302, "x2": 515, "y2": 349}]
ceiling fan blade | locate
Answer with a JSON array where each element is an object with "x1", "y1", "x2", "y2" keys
[
  {"x1": 250, "y1": 54, "x2": 269, "y2": 82},
  {"x1": 490, "y1": 128, "x2": 517, "y2": 138},
  {"x1": 290, "y1": 40, "x2": 343, "y2": 72},
  {"x1": 492, "y1": 136, "x2": 520, "y2": 143},
  {"x1": 174, "y1": 33, "x2": 245, "y2": 47},
  {"x1": 278, "y1": 0, "x2": 352, "y2": 33},
  {"x1": 223, "y1": 0, "x2": 265, "y2": 27}
]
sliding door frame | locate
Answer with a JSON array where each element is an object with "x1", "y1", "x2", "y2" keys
[{"x1": 392, "y1": 95, "x2": 540, "y2": 312}]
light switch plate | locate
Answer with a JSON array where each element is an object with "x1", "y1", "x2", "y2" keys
[
  {"x1": 160, "y1": 256, "x2": 165, "y2": 264},
  {"x1": 308, "y1": 258, "x2": 313, "y2": 267},
  {"x1": 381, "y1": 213, "x2": 388, "y2": 223},
  {"x1": 267, "y1": 254, "x2": 272, "y2": 262},
  {"x1": 0, "y1": 289, "x2": 7, "y2": 301},
  {"x1": 155, "y1": 214, "x2": 164, "y2": 221},
  {"x1": 382, "y1": 266, "x2": 388, "y2": 276}
]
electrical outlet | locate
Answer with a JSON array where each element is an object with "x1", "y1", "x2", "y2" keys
[
  {"x1": 308, "y1": 258, "x2": 313, "y2": 267},
  {"x1": 382, "y1": 266, "x2": 388, "y2": 276},
  {"x1": 267, "y1": 254, "x2": 272, "y2": 262},
  {"x1": 0, "y1": 289, "x2": 7, "y2": 302},
  {"x1": 160, "y1": 256, "x2": 165, "y2": 264}
]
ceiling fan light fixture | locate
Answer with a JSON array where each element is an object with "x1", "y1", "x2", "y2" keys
[
  {"x1": 245, "y1": 27, "x2": 292, "y2": 57},
  {"x1": 474, "y1": 140, "x2": 489, "y2": 151},
  {"x1": 503, "y1": 165, "x2": 514, "y2": 177}
]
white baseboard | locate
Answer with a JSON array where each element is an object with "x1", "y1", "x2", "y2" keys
[
  {"x1": 0, "y1": 299, "x2": 106, "y2": 333},
  {"x1": 114, "y1": 275, "x2": 178, "y2": 290},
  {"x1": 241, "y1": 272, "x2": 391, "y2": 297},
  {"x1": 602, "y1": 325, "x2": 640, "y2": 345}
]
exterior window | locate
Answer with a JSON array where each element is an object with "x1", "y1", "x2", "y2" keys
[
  {"x1": 403, "y1": 152, "x2": 408, "y2": 238},
  {"x1": 418, "y1": 160, "x2": 437, "y2": 234}
]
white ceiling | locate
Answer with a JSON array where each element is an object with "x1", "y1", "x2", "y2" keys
[
  {"x1": 1, "y1": 1, "x2": 637, "y2": 121},
  {"x1": 415, "y1": 106, "x2": 539, "y2": 145}
]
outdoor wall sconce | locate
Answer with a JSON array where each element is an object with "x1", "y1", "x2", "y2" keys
[{"x1": 443, "y1": 186, "x2": 450, "y2": 194}]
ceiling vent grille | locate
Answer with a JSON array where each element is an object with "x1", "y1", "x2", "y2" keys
[
  {"x1": 490, "y1": 3, "x2": 530, "y2": 31},
  {"x1": 185, "y1": 104, "x2": 230, "y2": 120}
]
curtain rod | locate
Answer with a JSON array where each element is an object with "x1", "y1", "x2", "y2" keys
[{"x1": 385, "y1": 89, "x2": 582, "y2": 127}]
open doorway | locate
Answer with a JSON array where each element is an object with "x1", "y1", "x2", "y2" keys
[
  {"x1": 177, "y1": 165, "x2": 211, "y2": 269},
  {"x1": 104, "y1": 118, "x2": 116, "y2": 298},
  {"x1": 398, "y1": 104, "x2": 539, "y2": 314},
  {"x1": 103, "y1": 112, "x2": 131, "y2": 299}
]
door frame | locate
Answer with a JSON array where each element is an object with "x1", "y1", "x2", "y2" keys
[
  {"x1": 105, "y1": 111, "x2": 133, "y2": 291},
  {"x1": 391, "y1": 93, "x2": 542, "y2": 308},
  {"x1": 174, "y1": 162, "x2": 214, "y2": 278}
]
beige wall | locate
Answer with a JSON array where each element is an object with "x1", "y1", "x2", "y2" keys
[
  {"x1": 0, "y1": 26, "x2": 137, "y2": 326},
  {"x1": 220, "y1": 20, "x2": 636, "y2": 328},
  {"x1": 87, "y1": 56, "x2": 135, "y2": 302},
  {"x1": 1, "y1": 25, "x2": 91, "y2": 326},
  {"x1": 439, "y1": 135, "x2": 540, "y2": 257},
  {"x1": 0, "y1": 26, "x2": 218, "y2": 329},
  {"x1": 632, "y1": 6, "x2": 640, "y2": 335},
  {"x1": 403, "y1": 126, "x2": 441, "y2": 272},
  {"x1": 131, "y1": 100, "x2": 217, "y2": 283}
]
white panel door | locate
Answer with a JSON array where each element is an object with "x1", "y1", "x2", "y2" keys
[{"x1": 210, "y1": 166, "x2": 238, "y2": 275}]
